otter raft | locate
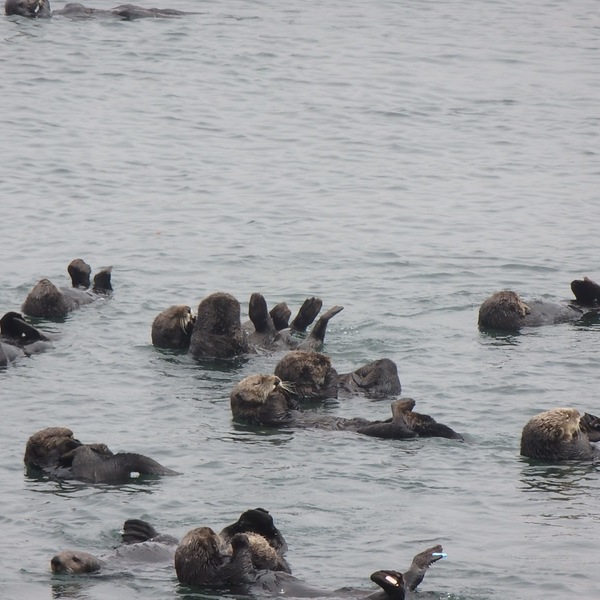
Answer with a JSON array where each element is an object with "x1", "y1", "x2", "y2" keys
[{"x1": 2, "y1": 1, "x2": 600, "y2": 599}]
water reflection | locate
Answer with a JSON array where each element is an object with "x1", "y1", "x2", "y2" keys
[{"x1": 518, "y1": 460, "x2": 600, "y2": 497}]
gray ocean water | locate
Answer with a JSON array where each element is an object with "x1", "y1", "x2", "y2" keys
[{"x1": 1, "y1": 1, "x2": 599, "y2": 598}]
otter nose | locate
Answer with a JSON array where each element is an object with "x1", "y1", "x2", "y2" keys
[{"x1": 50, "y1": 556, "x2": 63, "y2": 572}]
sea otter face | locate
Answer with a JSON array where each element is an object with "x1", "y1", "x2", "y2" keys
[
  {"x1": 50, "y1": 550, "x2": 102, "y2": 574},
  {"x1": 478, "y1": 290, "x2": 531, "y2": 330},
  {"x1": 274, "y1": 350, "x2": 333, "y2": 389},
  {"x1": 232, "y1": 374, "x2": 287, "y2": 405},
  {"x1": 529, "y1": 407, "x2": 581, "y2": 441},
  {"x1": 151, "y1": 305, "x2": 195, "y2": 349},
  {"x1": 23, "y1": 427, "x2": 82, "y2": 470},
  {"x1": 5, "y1": 0, "x2": 50, "y2": 17}
]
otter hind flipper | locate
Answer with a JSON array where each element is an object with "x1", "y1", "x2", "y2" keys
[
  {"x1": 122, "y1": 519, "x2": 160, "y2": 544},
  {"x1": 403, "y1": 544, "x2": 446, "y2": 592},
  {"x1": 370, "y1": 570, "x2": 405, "y2": 599},
  {"x1": 289, "y1": 297, "x2": 323, "y2": 332}
]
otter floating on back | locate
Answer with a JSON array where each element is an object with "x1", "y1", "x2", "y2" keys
[
  {"x1": 520, "y1": 407, "x2": 600, "y2": 462},
  {"x1": 21, "y1": 259, "x2": 112, "y2": 319},
  {"x1": 230, "y1": 374, "x2": 462, "y2": 441},
  {"x1": 174, "y1": 523, "x2": 446, "y2": 599},
  {"x1": 5, "y1": 0, "x2": 197, "y2": 19},
  {"x1": 478, "y1": 276, "x2": 600, "y2": 332},
  {"x1": 50, "y1": 519, "x2": 178, "y2": 575},
  {"x1": 24, "y1": 427, "x2": 179, "y2": 484}
]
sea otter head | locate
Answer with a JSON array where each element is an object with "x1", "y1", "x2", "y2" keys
[
  {"x1": 519, "y1": 407, "x2": 595, "y2": 461},
  {"x1": 50, "y1": 550, "x2": 103, "y2": 574},
  {"x1": 196, "y1": 292, "x2": 242, "y2": 334},
  {"x1": 273, "y1": 350, "x2": 339, "y2": 400},
  {"x1": 231, "y1": 374, "x2": 290, "y2": 405},
  {"x1": 22, "y1": 278, "x2": 69, "y2": 318},
  {"x1": 527, "y1": 407, "x2": 581, "y2": 442},
  {"x1": 24, "y1": 427, "x2": 82, "y2": 470},
  {"x1": 478, "y1": 290, "x2": 531, "y2": 331},
  {"x1": 5, "y1": 0, "x2": 51, "y2": 17},
  {"x1": 174, "y1": 527, "x2": 230, "y2": 586}
]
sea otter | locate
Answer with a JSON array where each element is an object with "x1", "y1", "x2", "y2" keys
[
  {"x1": 230, "y1": 374, "x2": 462, "y2": 440},
  {"x1": 520, "y1": 407, "x2": 600, "y2": 461},
  {"x1": 50, "y1": 519, "x2": 178, "y2": 575},
  {"x1": 5, "y1": 0, "x2": 196, "y2": 19},
  {"x1": 478, "y1": 277, "x2": 600, "y2": 331},
  {"x1": 175, "y1": 525, "x2": 445, "y2": 599},
  {"x1": 0, "y1": 311, "x2": 52, "y2": 358},
  {"x1": 21, "y1": 260, "x2": 112, "y2": 318},
  {"x1": 24, "y1": 427, "x2": 179, "y2": 483},
  {"x1": 151, "y1": 305, "x2": 196, "y2": 350},
  {"x1": 272, "y1": 351, "x2": 402, "y2": 401}
]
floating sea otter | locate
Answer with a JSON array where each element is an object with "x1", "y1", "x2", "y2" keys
[
  {"x1": 5, "y1": 0, "x2": 196, "y2": 19},
  {"x1": 478, "y1": 276, "x2": 600, "y2": 331},
  {"x1": 21, "y1": 259, "x2": 112, "y2": 319},
  {"x1": 24, "y1": 427, "x2": 179, "y2": 483},
  {"x1": 230, "y1": 374, "x2": 462, "y2": 440},
  {"x1": 0, "y1": 311, "x2": 52, "y2": 366},
  {"x1": 273, "y1": 350, "x2": 402, "y2": 401},
  {"x1": 520, "y1": 407, "x2": 600, "y2": 461},
  {"x1": 152, "y1": 292, "x2": 343, "y2": 358},
  {"x1": 175, "y1": 524, "x2": 446, "y2": 599},
  {"x1": 50, "y1": 519, "x2": 178, "y2": 575}
]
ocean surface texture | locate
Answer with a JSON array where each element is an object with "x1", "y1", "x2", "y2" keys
[{"x1": 1, "y1": 1, "x2": 599, "y2": 599}]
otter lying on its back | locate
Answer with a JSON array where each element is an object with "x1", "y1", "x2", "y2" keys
[
  {"x1": 520, "y1": 407, "x2": 600, "y2": 461},
  {"x1": 24, "y1": 427, "x2": 179, "y2": 484},
  {"x1": 175, "y1": 523, "x2": 446, "y2": 599},
  {"x1": 230, "y1": 374, "x2": 462, "y2": 441},
  {"x1": 50, "y1": 519, "x2": 178, "y2": 575},
  {"x1": 21, "y1": 259, "x2": 112, "y2": 318}
]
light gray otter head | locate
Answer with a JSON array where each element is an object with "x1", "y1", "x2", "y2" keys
[
  {"x1": 5, "y1": 0, "x2": 51, "y2": 17},
  {"x1": 50, "y1": 550, "x2": 103, "y2": 574},
  {"x1": 230, "y1": 374, "x2": 294, "y2": 427},
  {"x1": 273, "y1": 350, "x2": 339, "y2": 400},
  {"x1": 520, "y1": 407, "x2": 597, "y2": 461},
  {"x1": 151, "y1": 305, "x2": 195, "y2": 349},
  {"x1": 478, "y1": 290, "x2": 531, "y2": 331}
]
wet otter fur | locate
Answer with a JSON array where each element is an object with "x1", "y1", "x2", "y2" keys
[
  {"x1": 24, "y1": 427, "x2": 179, "y2": 483},
  {"x1": 520, "y1": 407, "x2": 600, "y2": 461},
  {"x1": 50, "y1": 519, "x2": 178, "y2": 575},
  {"x1": 175, "y1": 524, "x2": 445, "y2": 599},
  {"x1": 230, "y1": 374, "x2": 461, "y2": 441},
  {"x1": 189, "y1": 292, "x2": 250, "y2": 359},
  {"x1": 151, "y1": 305, "x2": 195, "y2": 349}
]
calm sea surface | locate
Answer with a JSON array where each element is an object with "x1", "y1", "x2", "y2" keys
[{"x1": 1, "y1": 1, "x2": 599, "y2": 598}]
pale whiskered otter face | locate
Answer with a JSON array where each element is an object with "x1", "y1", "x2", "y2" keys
[
  {"x1": 50, "y1": 550, "x2": 102, "y2": 574},
  {"x1": 232, "y1": 374, "x2": 293, "y2": 404},
  {"x1": 529, "y1": 407, "x2": 581, "y2": 441},
  {"x1": 178, "y1": 305, "x2": 195, "y2": 334}
]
